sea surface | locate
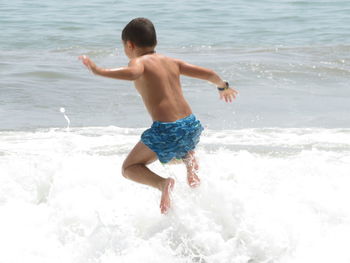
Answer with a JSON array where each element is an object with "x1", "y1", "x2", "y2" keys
[{"x1": 1, "y1": 0, "x2": 350, "y2": 262}]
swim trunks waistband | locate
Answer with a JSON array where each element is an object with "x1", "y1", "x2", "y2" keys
[{"x1": 153, "y1": 114, "x2": 195, "y2": 124}]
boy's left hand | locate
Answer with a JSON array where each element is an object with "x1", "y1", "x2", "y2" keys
[{"x1": 219, "y1": 87, "x2": 238, "y2": 103}]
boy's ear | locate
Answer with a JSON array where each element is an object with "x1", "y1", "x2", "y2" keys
[{"x1": 126, "y1": 40, "x2": 135, "y2": 49}]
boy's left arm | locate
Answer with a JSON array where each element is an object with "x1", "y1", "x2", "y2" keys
[
  {"x1": 79, "y1": 55, "x2": 144, "y2": 81},
  {"x1": 176, "y1": 59, "x2": 238, "y2": 103}
]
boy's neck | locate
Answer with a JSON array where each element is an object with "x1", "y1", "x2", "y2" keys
[{"x1": 135, "y1": 47, "x2": 156, "y2": 57}]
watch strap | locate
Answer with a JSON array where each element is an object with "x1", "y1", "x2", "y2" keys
[{"x1": 217, "y1": 81, "x2": 229, "y2": 91}]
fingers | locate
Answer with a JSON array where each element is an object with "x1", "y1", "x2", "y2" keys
[
  {"x1": 226, "y1": 91, "x2": 233, "y2": 102},
  {"x1": 232, "y1": 89, "x2": 238, "y2": 99},
  {"x1": 219, "y1": 92, "x2": 229, "y2": 102},
  {"x1": 221, "y1": 94, "x2": 230, "y2": 103},
  {"x1": 224, "y1": 94, "x2": 229, "y2": 102},
  {"x1": 78, "y1": 55, "x2": 93, "y2": 72},
  {"x1": 219, "y1": 90, "x2": 237, "y2": 103},
  {"x1": 78, "y1": 55, "x2": 87, "y2": 65},
  {"x1": 78, "y1": 55, "x2": 88, "y2": 62},
  {"x1": 78, "y1": 55, "x2": 90, "y2": 65}
]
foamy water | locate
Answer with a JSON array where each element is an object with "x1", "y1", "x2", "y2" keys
[{"x1": 1, "y1": 127, "x2": 350, "y2": 262}]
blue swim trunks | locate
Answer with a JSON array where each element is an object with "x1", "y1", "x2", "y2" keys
[{"x1": 141, "y1": 114, "x2": 204, "y2": 164}]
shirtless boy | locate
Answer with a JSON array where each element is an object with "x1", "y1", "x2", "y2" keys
[{"x1": 79, "y1": 18, "x2": 237, "y2": 214}]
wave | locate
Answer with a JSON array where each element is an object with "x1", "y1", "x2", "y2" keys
[{"x1": 1, "y1": 127, "x2": 350, "y2": 262}]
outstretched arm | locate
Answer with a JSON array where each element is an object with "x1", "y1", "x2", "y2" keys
[
  {"x1": 79, "y1": 55, "x2": 144, "y2": 81},
  {"x1": 176, "y1": 60, "x2": 238, "y2": 103},
  {"x1": 177, "y1": 60, "x2": 225, "y2": 86}
]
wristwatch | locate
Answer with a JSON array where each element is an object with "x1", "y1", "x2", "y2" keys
[{"x1": 217, "y1": 81, "x2": 229, "y2": 91}]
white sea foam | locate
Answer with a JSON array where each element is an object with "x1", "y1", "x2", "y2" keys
[{"x1": 1, "y1": 127, "x2": 350, "y2": 262}]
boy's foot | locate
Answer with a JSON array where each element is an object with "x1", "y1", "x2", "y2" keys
[
  {"x1": 187, "y1": 172, "x2": 200, "y2": 188},
  {"x1": 183, "y1": 151, "x2": 200, "y2": 188},
  {"x1": 160, "y1": 177, "x2": 175, "y2": 214}
]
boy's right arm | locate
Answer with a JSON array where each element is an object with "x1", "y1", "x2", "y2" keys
[
  {"x1": 79, "y1": 55, "x2": 144, "y2": 81},
  {"x1": 176, "y1": 59, "x2": 238, "y2": 103}
]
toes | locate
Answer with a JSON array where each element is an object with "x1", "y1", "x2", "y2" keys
[
  {"x1": 188, "y1": 176, "x2": 200, "y2": 188},
  {"x1": 160, "y1": 201, "x2": 169, "y2": 214},
  {"x1": 161, "y1": 204, "x2": 169, "y2": 214},
  {"x1": 190, "y1": 181, "x2": 200, "y2": 188}
]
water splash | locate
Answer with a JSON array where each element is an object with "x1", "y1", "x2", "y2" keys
[
  {"x1": 59, "y1": 107, "x2": 70, "y2": 131},
  {"x1": 1, "y1": 127, "x2": 350, "y2": 262}
]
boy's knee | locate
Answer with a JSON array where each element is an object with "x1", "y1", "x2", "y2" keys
[
  {"x1": 121, "y1": 161, "x2": 141, "y2": 178},
  {"x1": 121, "y1": 161, "x2": 129, "y2": 178}
]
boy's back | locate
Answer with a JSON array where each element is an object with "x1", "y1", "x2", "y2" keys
[{"x1": 133, "y1": 53, "x2": 192, "y2": 122}]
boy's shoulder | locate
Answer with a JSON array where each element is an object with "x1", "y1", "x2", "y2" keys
[
  {"x1": 132, "y1": 53, "x2": 181, "y2": 68},
  {"x1": 134, "y1": 53, "x2": 179, "y2": 62}
]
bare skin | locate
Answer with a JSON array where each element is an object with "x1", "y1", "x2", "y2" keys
[
  {"x1": 79, "y1": 41, "x2": 238, "y2": 214},
  {"x1": 183, "y1": 150, "x2": 200, "y2": 187},
  {"x1": 121, "y1": 141, "x2": 175, "y2": 214}
]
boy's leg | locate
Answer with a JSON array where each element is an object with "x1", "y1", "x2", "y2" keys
[
  {"x1": 182, "y1": 150, "x2": 200, "y2": 188},
  {"x1": 122, "y1": 141, "x2": 175, "y2": 214}
]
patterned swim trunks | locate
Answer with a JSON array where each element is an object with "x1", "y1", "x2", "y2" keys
[{"x1": 141, "y1": 114, "x2": 204, "y2": 164}]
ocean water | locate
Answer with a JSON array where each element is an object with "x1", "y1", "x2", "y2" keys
[{"x1": 1, "y1": 0, "x2": 350, "y2": 262}]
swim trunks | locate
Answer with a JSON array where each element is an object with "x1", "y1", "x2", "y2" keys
[{"x1": 141, "y1": 114, "x2": 204, "y2": 164}]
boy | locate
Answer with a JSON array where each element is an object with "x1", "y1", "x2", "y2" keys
[{"x1": 79, "y1": 18, "x2": 237, "y2": 214}]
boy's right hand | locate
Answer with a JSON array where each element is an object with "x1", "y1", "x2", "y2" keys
[
  {"x1": 78, "y1": 55, "x2": 98, "y2": 74},
  {"x1": 219, "y1": 87, "x2": 238, "y2": 103}
]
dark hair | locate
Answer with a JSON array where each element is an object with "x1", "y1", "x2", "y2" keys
[{"x1": 122, "y1": 18, "x2": 157, "y2": 47}]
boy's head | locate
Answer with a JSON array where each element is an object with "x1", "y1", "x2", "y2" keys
[{"x1": 122, "y1": 18, "x2": 157, "y2": 48}]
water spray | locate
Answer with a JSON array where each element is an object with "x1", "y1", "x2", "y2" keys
[{"x1": 59, "y1": 107, "x2": 70, "y2": 131}]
